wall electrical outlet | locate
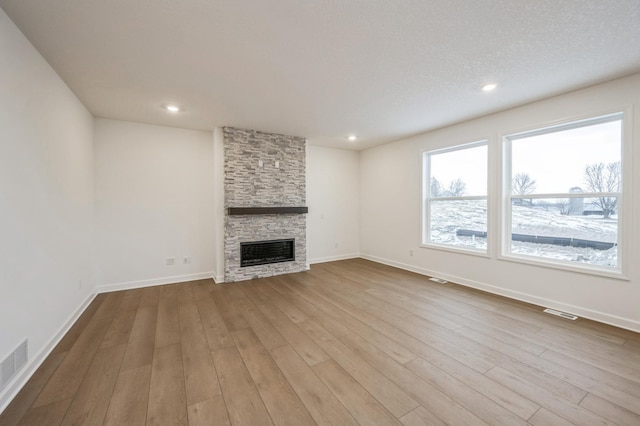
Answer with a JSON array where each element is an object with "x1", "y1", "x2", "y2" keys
[
  {"x1": 183, "y1": 256, "x2": 192, "y2": 264},
  {"x1": 409, "y1": 250, "x2": 414, "y2": 256},
  {"x1": 166, "y1": 257, "x2": 175, "y2": 266}
]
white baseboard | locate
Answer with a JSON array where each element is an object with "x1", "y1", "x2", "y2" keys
[
  {"x1": 211, "y1": 267, "x2": 224, "y2": 284},
  {"x1": 95, "y1": 271, "x2": 215, "y2": 293},
  {"x1": 360, "y1": 253, "x2": 640, "y2": 333},
  {"x1": 0, "y1": 291, "x2": 96, "y2": 414},
  {"x1": 309, "y1": 253, "x2": 360, "y2": 265}
]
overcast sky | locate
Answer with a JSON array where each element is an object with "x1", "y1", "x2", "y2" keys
[
  {"x1": 429, "y1": 119, "x2": 621, "y2": 196},
  {"x1": 430, "y1": 143, "x2": 487, "y2": 195},
  {"x1": 512, "y1": 120, "x2": 621, "y2": 194}
]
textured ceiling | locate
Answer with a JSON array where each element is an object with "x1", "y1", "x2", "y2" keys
[{"x1": 2, "y1": 0, "x2": 640, "y2": 150}]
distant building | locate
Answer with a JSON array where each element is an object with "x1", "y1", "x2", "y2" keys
[
  {"x1": 583, "y1": 202, "x2": 611, "y2": 216},
  {"x1": 568, "y1": 187, "x2": 584, "y2": 215}
]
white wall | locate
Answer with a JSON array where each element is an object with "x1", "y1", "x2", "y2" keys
[
  {"x1": 0, "y1": 9, "x2": 95, "y2": 409},
  {"x1": 307, "y1": 145, "x2": 360, "y2": 263},
  {"x1": 212, "y1": 127, "x2": 225, "y2": 282},
  {"x1": 360, "y1": 73, "x2": 640, "y2": 332},
  {"x1": 94, "y1": 119, "x2": 215, "y2": 290}
]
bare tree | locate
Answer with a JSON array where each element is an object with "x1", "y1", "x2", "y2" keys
[
  {"x1": 555, "y1": 199, "x2": 569, "y2": 215},
  {"x1": 584, "y1": 161, "x2": 620, "y2": 218},
  {"x1": 430, "y1": 177, "x2": 443, "y2": 197},
  {"x1": 430, "y1": 177, "x2": 466, "y2": 197},
  {"x1": 512, "y1": 173, "x2": 536, "y2": 206},
  {"x1": 512, "y1": 173, "x2": 536, "y2": 195},
  {"x1": 446, "y1": 178, "x2": 466, "y2": 196}
]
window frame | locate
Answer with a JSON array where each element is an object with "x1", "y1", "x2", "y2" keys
[
  {"x1": 421, "y1": 140, "x2": 489, "y2": 256},
  {"x1": 500, "y1": 110, "x2": 630, "y2": 279}
]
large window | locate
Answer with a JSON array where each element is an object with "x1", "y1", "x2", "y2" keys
[
  {"x1": 422, "y1": 141, "x2": 488, "y2": 253},
  {"x1": 503, "y1": 112, "x2": 623, "y2": 273}
]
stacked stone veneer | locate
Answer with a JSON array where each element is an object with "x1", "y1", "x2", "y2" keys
[{"x1": 223, "y1": 127, "x2": 307, "y2": 282}]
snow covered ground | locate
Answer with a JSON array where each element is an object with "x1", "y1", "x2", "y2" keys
[{"x1": 429, "y1": 200, "x2": 618, "y2": 267}]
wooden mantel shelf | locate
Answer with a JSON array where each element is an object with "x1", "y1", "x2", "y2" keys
[{"x1": 227, "y1": 207, "x2": 309, "y2": 215}]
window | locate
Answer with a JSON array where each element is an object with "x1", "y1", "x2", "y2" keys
[
  {"x1": 422, "y1": 141, "x2": 488, "y2": 253},
  {"x1": 503, "y1": 112, "x2": 624, "y2": 273}
]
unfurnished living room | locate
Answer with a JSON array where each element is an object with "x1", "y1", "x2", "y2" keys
[{"x1": 1, "y1": 1, "x2": 640, "y2": 425}]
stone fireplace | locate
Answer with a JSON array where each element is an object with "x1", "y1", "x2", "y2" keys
[{"x1": 223, "y1": 127, "x2": 307, "y2": 282}]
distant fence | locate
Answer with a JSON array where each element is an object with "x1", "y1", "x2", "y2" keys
[{"x1": 455, "y1": 229, "x2": 615, "y2": 250}]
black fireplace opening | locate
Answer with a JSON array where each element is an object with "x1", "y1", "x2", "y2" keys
[{"x1": 240, "y1": 238, "x2": 295, "y2": 267}]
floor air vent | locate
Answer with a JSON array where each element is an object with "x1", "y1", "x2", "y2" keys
[
  {"x1": 543, "y1": 308, "x2": 579, "y2": 321},
  {"x1": 1, "y1": 339, "x2": 28, "y2": 392},
  {"x1": 429, "y1": 277, "x2": 448, "y2": 284}
]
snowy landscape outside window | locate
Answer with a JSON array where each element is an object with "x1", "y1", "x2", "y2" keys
[
  {"x1": 503, "y1": 112, "x2": 623, "y2": 272},
  {"x1": 422, "y1": 141, "x2": 488, "y2": 253}
]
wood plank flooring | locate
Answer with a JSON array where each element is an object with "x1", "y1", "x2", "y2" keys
[{"x1": 2, "y1": 258, "x2": 640, "y2": 425}]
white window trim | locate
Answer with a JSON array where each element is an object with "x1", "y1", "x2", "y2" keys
[
  {"x1": 421, "y1": 140, "x2": 489, "y2": 256},
  {"x1": 499, "y1": 109, "x2": 631, "y2": 280}
]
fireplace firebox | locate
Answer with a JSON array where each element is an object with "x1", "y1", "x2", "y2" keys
[{"x1": 240, "y1": 239, "x2": 295, "y2": 267}]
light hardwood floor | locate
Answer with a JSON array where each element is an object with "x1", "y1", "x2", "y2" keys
[{"x1": 2, "y1": 259, "x2": 640, "y2": 425}]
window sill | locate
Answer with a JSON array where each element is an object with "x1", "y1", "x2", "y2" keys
[
  {"x1": 420, "y1": 243, "x2": 490, "y2": 258},
  {"x1": 498, "y1": 253, "x2": 629, "y2": 281}
]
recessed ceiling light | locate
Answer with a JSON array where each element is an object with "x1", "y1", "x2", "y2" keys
[
  {"x1": 482, "y1": 83, "x2": 497, "y2": 92},
  {"x1": 163, "y1": 104, "x2": 181, "y2": 113},
  {"x1": 348, "y1": 135, "x2": 357, "y2": 141}
]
